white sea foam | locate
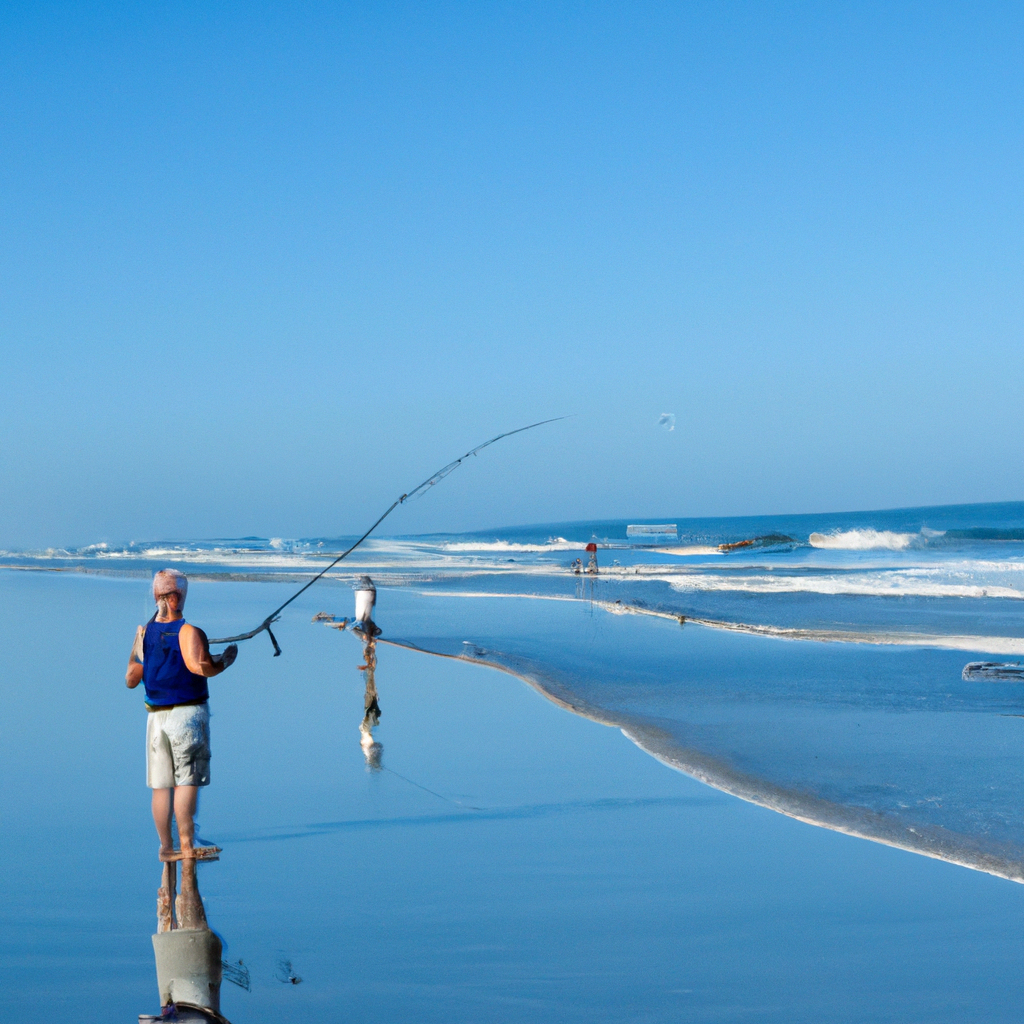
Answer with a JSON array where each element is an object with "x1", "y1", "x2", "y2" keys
[
  {"x1": 439, "y1": 539, "x2": 580, "y2": 553},
  {"x1": 658, "y1": 545, "x2": 723, "y2": 556},
  {"x1": 809, "y1": 529, "x2": 917, "y2": 551},
  {"x1": 664, "y1": 572, "x2": 1024, "y2": 600},
  {"x1": 936, "y1": 558, "x2": 1024, "y2": 573},
  {"x1": 418, "y1": 590, "x2": 1024, "y2": 654},
  {"x1": 619, "y1": 729, "x2": 1024, "y2": 884}
]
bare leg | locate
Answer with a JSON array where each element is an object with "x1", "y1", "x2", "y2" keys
[
  {"x1": 173, "y1": 785, "x2": 198, "y2": 854},
  {"x1": 152, "y1": 788, "x2": 174, "y2": 857},
  {"x1": 176, "y1": 855, "x2": 208, "y2": 930},
  {"x1": 166, "y1": 786, "x2": 207, "y2": 928},
  {"x1": 157, "y1": 860, "x2": 177, "y2": 932}
]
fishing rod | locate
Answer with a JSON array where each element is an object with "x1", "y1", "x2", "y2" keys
[{"x1": 208, "y1": 417, "x2": 566, "y2": 656}]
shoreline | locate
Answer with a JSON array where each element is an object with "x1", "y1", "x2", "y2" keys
[{"x1": 379, "y1": 630, "x2": 1024, "y2": 886}]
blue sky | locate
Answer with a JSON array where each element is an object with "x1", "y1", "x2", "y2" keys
[{"x1": 2, "y1": 2, "x2": 1022, "y2": 547}]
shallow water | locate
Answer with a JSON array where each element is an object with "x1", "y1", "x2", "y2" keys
[{"x1": 5, "y1": 502, "x2": 1024, "y2": 1019}]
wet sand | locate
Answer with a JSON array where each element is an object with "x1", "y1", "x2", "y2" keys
[{"x1": 2, "y1": 570, "x2": 1024, "y2": 1021}]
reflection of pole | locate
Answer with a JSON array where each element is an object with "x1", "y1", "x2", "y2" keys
[
  {"x1": 363, "y1": 644, "x2": 380, "y2": 728},
  {"x1": 359, "y1": 637, "x2": 383, "y2": 768},
  {"x1": 354, "y1": 576, "x2": 384, "y2": 767}
]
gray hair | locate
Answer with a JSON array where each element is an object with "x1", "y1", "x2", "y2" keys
[{"x1": 153, "y1": 569, "x2": 188, "y2": 605}]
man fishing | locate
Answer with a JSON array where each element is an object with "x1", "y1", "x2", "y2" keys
[{"x1": 126, "y1": 569, "x2": 237, "y2": 860}]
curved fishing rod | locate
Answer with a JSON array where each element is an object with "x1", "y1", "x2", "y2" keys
[{"x1": 208, "y1": 417, "x2": 566, "y2": 656}]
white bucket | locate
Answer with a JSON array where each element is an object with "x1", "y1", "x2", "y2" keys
[{"x1": 354, "y1": 576, "x2": 376, "y2": 624}]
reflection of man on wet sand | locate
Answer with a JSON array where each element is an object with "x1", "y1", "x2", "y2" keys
[{"x1": 126, "y1": 569, "x2": 237, "y2": 861}]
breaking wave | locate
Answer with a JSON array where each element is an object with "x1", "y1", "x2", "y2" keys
[
  {"x1": 809, "y1": 529, "x2": 918, "y2": 551},
  {"x1": 439, "y1": 538, "x2": 578, "y2": 553}
]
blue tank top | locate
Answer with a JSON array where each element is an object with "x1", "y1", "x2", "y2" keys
[{"x1": 142, "y1": 619, "x2": 210, "y2": 708}]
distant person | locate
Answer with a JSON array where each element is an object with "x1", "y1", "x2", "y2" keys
[
  {"x1": 126, "y1": 569, "x2": 237, "y2": 860},
  {"x1": 570, "y1": 558, "x2": 582, "y2": 574},
  {"x1": 586, "y1": 543, "x2": 599, "y2": 574}
]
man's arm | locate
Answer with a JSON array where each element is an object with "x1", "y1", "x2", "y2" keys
[
  {"x1": 180, "y1": 623, "x2": 236, "y2": 677},
  {"x1": 126, "y1": 625, "x2": 144, "y2": 688}
]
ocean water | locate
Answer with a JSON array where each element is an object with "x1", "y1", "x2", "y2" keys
[{"x1": 5, "y1": 501, "x2": 1024, "y2": 1019}]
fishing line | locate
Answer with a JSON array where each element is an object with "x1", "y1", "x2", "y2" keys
[
  {"x1": 208, "y1": 417, "x2": 566, "y2": 655},
  {"x1": 379, "y1": 764, "x2": 484, "y2": 811}
]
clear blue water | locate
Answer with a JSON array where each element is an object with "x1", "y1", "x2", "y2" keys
[{"x1": 4, "y1": 501, "x2": 1024, "y2": 1019}]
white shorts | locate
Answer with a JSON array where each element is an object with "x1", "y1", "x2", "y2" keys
[{"x1": 146, "y1": 703, "x2": 211, "y2": 789}]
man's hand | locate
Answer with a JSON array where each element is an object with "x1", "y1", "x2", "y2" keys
[{"x1": 211, "y1": 644, "x2": 238, "y2": 669}]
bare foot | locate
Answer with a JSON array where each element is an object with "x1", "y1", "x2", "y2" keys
[{"x1": 160, "y1": 845, "x2": 222, "y2": 862}]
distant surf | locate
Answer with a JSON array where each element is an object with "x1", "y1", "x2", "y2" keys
[
  {"x1": 809, "y1": 529, "x2": 917, "y2": 550},
  {"x1": 5, "y1": 500, "x2": 1024, "y2": 655}
]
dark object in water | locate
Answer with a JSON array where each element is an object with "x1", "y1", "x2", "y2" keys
[
  {"x1": 221, "y1": 959, "x2": 250, "y2": 992},
  {"x1": 719, "y1": 538, "x2": 755, "y2": 552},
  {"x1": 364, "y1": 694, "x2": 381, "y2": 727},
  {"x1": 719, "y1": 533, "x2": 797, "y2": 553},
  {"x1": 275, "y1": 958, "x2": 303, "y2": 985},
  {"x1": 209, "y1": 417, "x2": 565, "y2": 656},
  {"x1": 962, "y1": 662, "x2": 1024, "y2": 681}
]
